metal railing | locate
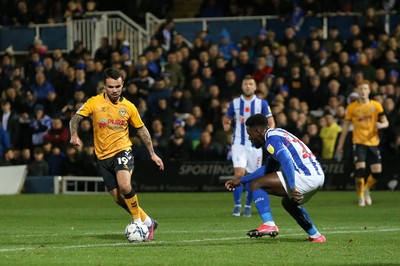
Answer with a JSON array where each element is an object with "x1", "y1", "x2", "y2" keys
[
  {"x1": 67, "y1": 11, "x2": 149, "y2": 61},
  {"x1": 146, "y1": 11, "x2": 398, "y2": 44},
  {"x1": 1, "y1": 11, "x2": 398, "y2": 59},
  {"x1": 61, "y1": 176, "x2": 107, "y2": 194}
]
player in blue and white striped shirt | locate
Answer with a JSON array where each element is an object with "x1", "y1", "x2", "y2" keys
[
  {"x1": 225, "y1": 114, "x2": 326, "y2": 242},
  {"x1": 223, "y1": 75, "x2": 275, "y2": 217}
]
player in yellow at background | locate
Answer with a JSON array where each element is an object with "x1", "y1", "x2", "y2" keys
[
  {"x1": 336, "y1": 80, "x2": 389, "y2": 206},
  {"x1": 69, "y1": 68, "x2": 164, "y2": 240}
]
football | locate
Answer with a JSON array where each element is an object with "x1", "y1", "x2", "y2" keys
[{"x1": 125, "y1": 222, "x2": 149, "y2": 242}]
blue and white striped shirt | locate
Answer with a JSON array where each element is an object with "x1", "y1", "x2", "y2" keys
[
  {"x1": 240, "y1": 128, "x2": 323, "y2": 189},
  {"x1": 226, "y1": 95, "x2": 272, "y2": 147},
  {"x1": 265, "y1": 128, "x2": 322, "y2": 184}
]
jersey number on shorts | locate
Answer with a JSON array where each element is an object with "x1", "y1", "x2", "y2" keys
[{"x1": 117, "y1": 157, "x2": 129, "y2": 165}]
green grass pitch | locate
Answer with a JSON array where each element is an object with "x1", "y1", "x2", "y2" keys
[{"x1": 1, "y1": 191, "x2": 400, "y2": 265}]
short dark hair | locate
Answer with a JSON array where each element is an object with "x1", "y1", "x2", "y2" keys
[
  {"x1": 243, "y1": 75, "x2": 254, "y2": 81},
  {"x1": 245, "y1": 114, "x2": 268, "y2": 128},
  {"x1": 103, "y1": 68, "x2": 124, "y2": 83}
]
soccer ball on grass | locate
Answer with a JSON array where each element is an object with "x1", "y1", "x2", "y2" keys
[{"x1": 125, "y1": 221, "x2": 149, "y2": 242}]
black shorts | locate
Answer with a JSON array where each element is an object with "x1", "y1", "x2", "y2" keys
[
  {"x1": 353, "y1": 144, "x2": 381, "y2": 164},
  {"x1": 97, "y1": 149, "x2": 134, "y2": 190}
]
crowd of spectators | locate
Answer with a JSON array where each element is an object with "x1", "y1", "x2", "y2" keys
[
  {"x1": 0, "y1": 1, "x2": 400, "y2": 178},
  {"x1": 197, "y1": 0, "x2": 400, "y2": 18},
  {"x1": 0, "y1": 0, "x2": 172, "y2": 26}
]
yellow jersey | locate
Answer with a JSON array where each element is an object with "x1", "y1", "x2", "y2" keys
[
  {"x1": 320, "y1": 123, "x2": 342, "y2": 159},
  {"x1": 345, "y1": 100, "x2": 384, "y2": 146},
  {"x1": 76, "y1": 94, "x2": 144, "y2": 160}
]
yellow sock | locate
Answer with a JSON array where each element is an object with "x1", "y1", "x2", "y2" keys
[
  {"x1": 356, "y1": 177, "x2": 365, "y2": 198},
  {"x1": 365, "y1": 175, "x2": 377, "y2": 190},
  {"x1": 139, "y1": 207, "x2": 148, "y2": 222},
  {"x1": 124, "y1": 194, "x2": 140, "y2": 220}
]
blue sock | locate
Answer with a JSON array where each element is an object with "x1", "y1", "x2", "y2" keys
[
  {"x1": 281, "y1": 197, "x2": 318, "y2": 235},
  {"x1": 298, "y1": 207, "x2": 318, "y2": 236},
  {"x1": 253, "y1": 188, "x2": 274, "y2": 223},
  {"x1": 233, "y1": 184, "x2": 243, "y2": 205},
  {"x1": 245, "y1": 183, "x2": 252, "y2": 207}
]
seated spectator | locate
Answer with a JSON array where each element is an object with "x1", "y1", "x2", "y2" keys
[
  {"x1": 30, "y1": 104, "x2": 52, "y2": 147},
  {"x1": 67, "y1": 40, "x2": 87, "y2": 66},
  {"x1": 169, "y1": 87, "x2": 193, "y2": 119},
  {"x1": 42, "y1": 56, "x2": 57, "y2": 84},
  {"x1": 77, "y1": 118, "x2": 94, "y2": 147},
  {"x1": 129, "y1": 65, "x2": 155, "y2": 98},
  {"x1": 143, "y1": 50, "x2": 161, "y2": 78},
  {"x1": 60, "y1": 145, "x2": 79, "y2": 176},
  {"x1": 150, "y1": 118, "x2": 170, "y2": 157},
  {"x1": 305, "y1": 75, "x2": 328, "y2": 110},
  {"x1": 136, "y1": 98, "x2": 153, "y2": 129},
  {"x1": 30, "y1": 72, "x2": 55, "y2": 103},
  {"x1": 12, "y1": 1, "x2": 33, "y2": 26},
  {"x1": 165, "y1": 125, "x2": 192, "y2": 161},
  {"x1": 184, "y1": 58, "x2": 201, "y2": 87},
  {"x1": 0, "y1": 125, "x2": 11, "y2": 163},
  {"x1": 28, "y1": 146, "x2": 49, "y2": 176},
  {"x1": 220, "y1": 70, "x2": 241, "y2": 100},
  {"x1": 78, "y1": 145, "x2": 98, "y2": 176},
  {"x1": 153, "y1": 98, "x2": 174, "y2": 133},
  {"x1": 94, "y1": 37, "x2": 112, "y2": 65},
  {"x1": 75, "y1": 67, "x2": 94, "y2": 97},
  {"x1": 43, "y1": 117, "x2": 70, "y2": 150},
  {"x1": 301, "y1": 122, "x2": 322, "y2": 158},
  {"x1": 204, "y1": 86, "x2": 224, "y2": 130},
  {"x1": 17, "y1": 147, "x2": 31, "y2": 165},
  {"x1": 131, "y1": 135, "x2": 164, "y2": 161},
  {"x1": 184, "y1": 114, "x2": 203, "y2": 148},
  {"x1": 147, "y1": 77, "x2": 172, "y2": 111},
  {"x1": 218, "y1": 28, "x2": 239, "y2": 61},
  {"x1": 253, "y1": 56, "x2": 273, "y2": 83},
  {"x1": 31, "y1": 38, "x2": 48, "y2": 57},
  {"x1": 192, "y1": 105, "x2": 207, "y2": 129},
  {"x1": 200, "y1": 65, "x2": 215, "y2": 91},
  {"x1": 1, "y1": 99, "x2": 20, "y2": 148},
  {"x1": 122, "y1": 82, "x2": 140, "y2": 106},
  {"x1": 320, "y1": 112, "x2": 342, "y2": 160},
  {"x1": 164, "y1": 52, "x2": 185, "y2": 89},
  {"x1": 187, "y1": 76, "x2": 208, "y2": 110},
  {"x1": 233, "y1": 50, "x2": 255, "y2": 81},
  {"x1": 43, "y1": 91, "x2": 63, "y2": 117},
  {"x1": 192, "y1": 130, "x2": 222, "y2": 161},
  {"x1": 46, "y1": 145, "x2": 65, "y2": 175}
]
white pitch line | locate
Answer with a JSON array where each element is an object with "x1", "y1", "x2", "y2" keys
[
  {"x1": 1, "y1": 227, "x2": 400, "y2": 253},
  {"x1": 5, "y1": 225, "x2": 399, "y2": 238}
]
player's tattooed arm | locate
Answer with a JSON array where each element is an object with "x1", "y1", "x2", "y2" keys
[
  {"x1": 137, "y1": 126, "x2": 155, "y2": 155},
  {"x1": 69, "y1": 114, "x2": 84, "y2": 136},
  {"x1": 137, "y1": 126, "x2": 165, "y2": 170}
]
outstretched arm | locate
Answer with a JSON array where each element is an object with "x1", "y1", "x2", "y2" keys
[
  {"x1": 137, "y1": 126, "x2": 164, "y2": 170},
  {"x1": 240, "y1": 165, "x2": 267, "y2": 184},
  {"x1": 377, "y1": 114, "x2": 389, "y2": 129},
  {"x1": 336, "y1": 119, "x2": 350, "y2": 154},
  {"x1": 69, "y1": 114, "x2": 84, "y2": 147},
  {"x1": 225, "y1": 156, "x2": 281, "y2": 190}
]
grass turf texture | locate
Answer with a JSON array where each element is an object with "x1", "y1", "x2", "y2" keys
[{"x1": 1, "y1": 191, "x2": 399, "y2": 265}]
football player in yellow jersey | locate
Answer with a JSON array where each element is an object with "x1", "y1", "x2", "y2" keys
[
  {"x1": 336, "y1": 80, "x2": 389, "y2": 206},
  {"x1": 69, "y1": 68, "x2": 164, "y2": 240}
]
